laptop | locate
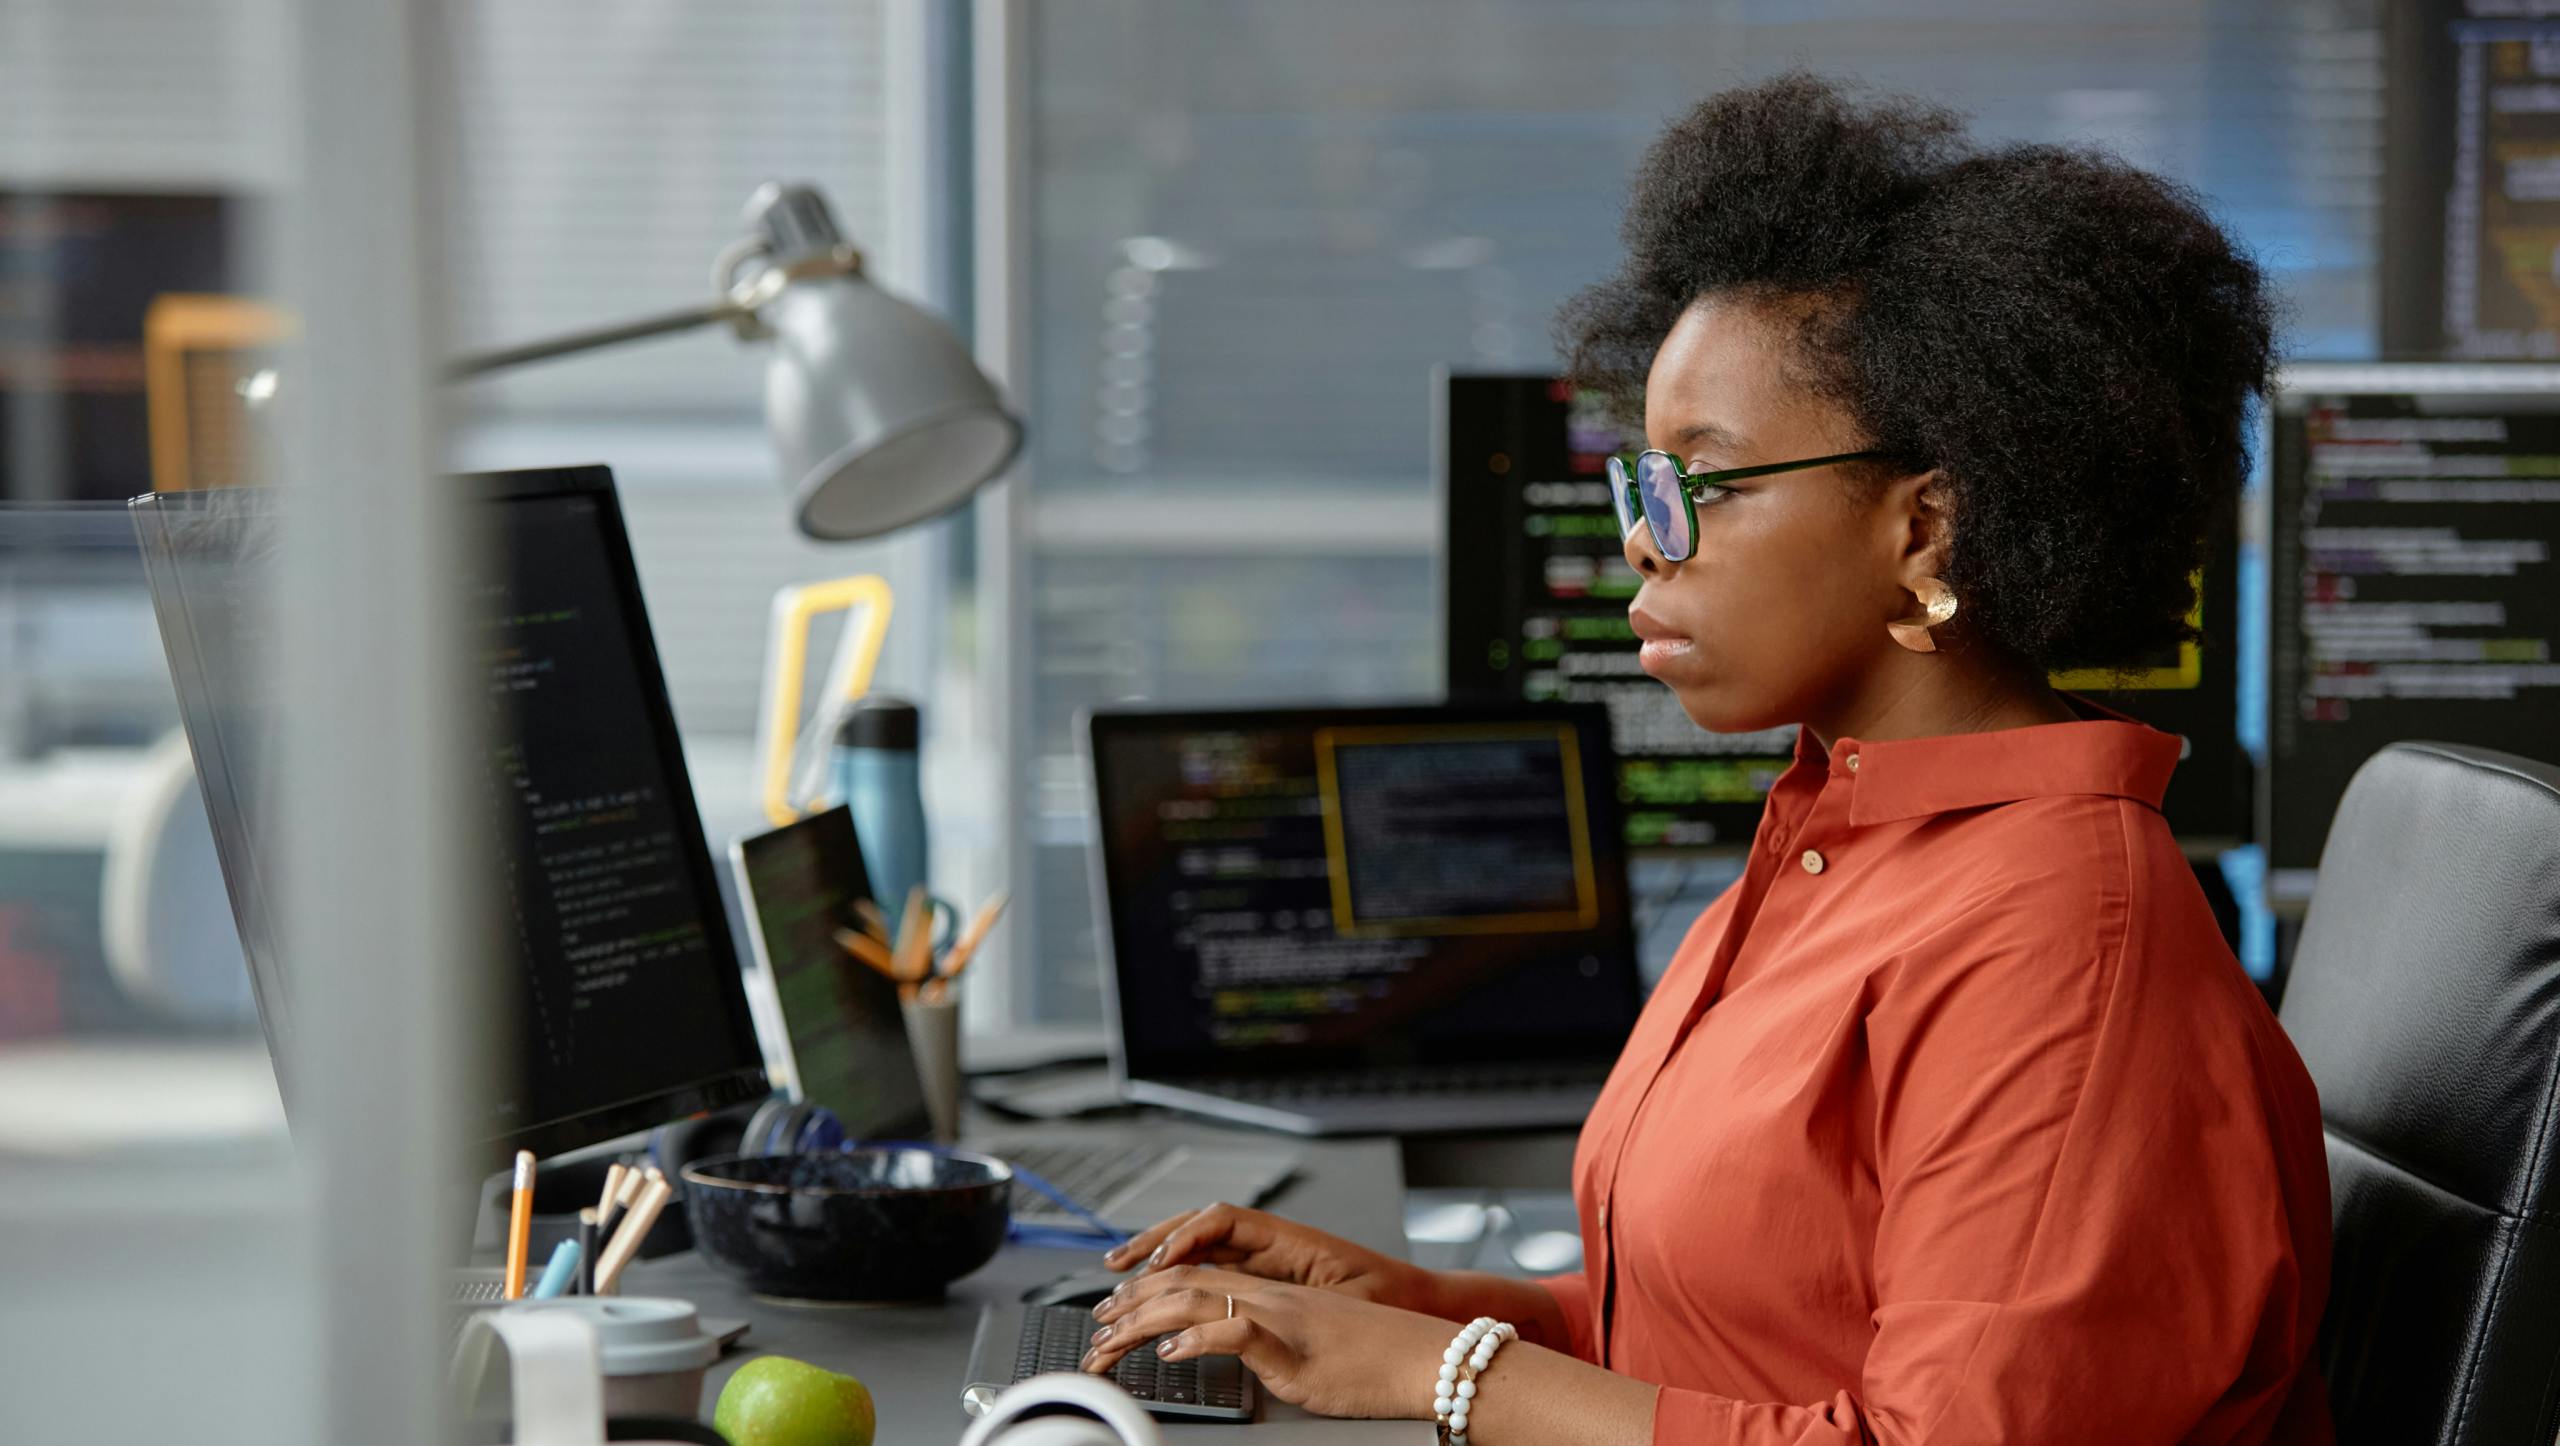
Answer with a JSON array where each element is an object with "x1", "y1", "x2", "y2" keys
[
  {"x1": 729, "y1": 806, "x2": 1298, "y2": 1230},
  {"x1": 1084, "y1": 701, "x2": 1644, "y2": 1135}
]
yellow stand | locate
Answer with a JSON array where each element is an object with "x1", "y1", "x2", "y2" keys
[{"x1": 754, "y1": 574, "x2": 895, "y2": 828}]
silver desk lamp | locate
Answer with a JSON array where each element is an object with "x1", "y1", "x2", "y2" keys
[{"x1": 448, "y1": 182, "x2": 1022, "y2": 540}]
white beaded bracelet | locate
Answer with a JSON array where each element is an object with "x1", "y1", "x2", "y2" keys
[{"x1": 1431, "y1": 1316, "x2": 1516, "y2": 1445}]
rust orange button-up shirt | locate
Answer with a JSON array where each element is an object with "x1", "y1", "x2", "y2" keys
[{"x1": 1543, "y1": 717, "x2": 2334, "y2": 1444}]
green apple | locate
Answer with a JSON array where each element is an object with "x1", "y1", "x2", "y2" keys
[{"x1": 714, "y1": 1355, "x2": 877, "y2": 1446}]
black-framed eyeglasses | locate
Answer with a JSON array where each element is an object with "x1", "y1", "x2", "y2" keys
[{"x1": 1606, "y1": 448, "x2": 1887, "y2": 562}]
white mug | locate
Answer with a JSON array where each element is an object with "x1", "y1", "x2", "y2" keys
[{"x1": 958, "y1": 1373, "x2": 1167, "y2": 1446}]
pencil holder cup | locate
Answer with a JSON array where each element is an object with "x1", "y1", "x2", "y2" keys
[{"x1": 902, "y1": 994, "x2": 962, "y2": 1143}]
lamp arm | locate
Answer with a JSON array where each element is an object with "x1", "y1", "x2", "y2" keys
[
  {"x1": 442, "y1": 247, "x2": 861, "y2": 383},
  {"x1": 442, "y1": 296, "x2": 755, "y2": 381}
]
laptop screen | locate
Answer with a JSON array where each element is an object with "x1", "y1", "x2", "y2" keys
[{"x1": 1087, "y1": 702, "x2": 1643, "y2": 1080}]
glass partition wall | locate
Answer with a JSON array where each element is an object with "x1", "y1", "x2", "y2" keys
[
  {"x1": 2, "y1": 2, "x2": 478, "y2": 1442},
  {"x1": 5, "y1": 3, "x2": 980, "y2": 1437}
]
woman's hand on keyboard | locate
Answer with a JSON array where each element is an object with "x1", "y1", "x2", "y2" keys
[
  {"x1": 1081, "y1": 1265, "x2": 1449, "y2": 1422},
  {"x1": 1104, "y1": 1203, "x2": 1430, "y2": 1310}
]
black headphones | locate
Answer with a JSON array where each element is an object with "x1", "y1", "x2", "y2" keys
[{"x1": 647, "y1": 1093, "x2": 848, "y2": 1178}]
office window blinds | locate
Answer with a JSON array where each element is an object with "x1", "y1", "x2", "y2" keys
[{"x1": 439, "y1": 0, "x2": 893, "y2": 418}]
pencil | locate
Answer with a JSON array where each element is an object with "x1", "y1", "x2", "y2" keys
[
  {"x1": 593, "y1": 1173, "x2": 674, "y2": 1296},
  {"x1": 576, "y1": 1207, "x2": 599, "y2": 1295},
  {"x1": 892, "y1": 885, "x2": 932, "y2": 984},
  {"x1": 594, "y1": 1162, "x2": 628, "y2": 1230},
  {"x1": 853, "y1": 897, "x2": 895, "y2": 943},
  {"x1": 530, "y1": 1238, "x2": 581, "y2": 1300},
  {"x1": 939, "y1": 892, "x2": 1009, "y2": 983},
  {"x1": 596, "y1": 1159, "x2": 642, "y2": 1241},
  {"x1": 501, "y1": 1150, "x2": 536, "y2": 1300},
  {"x1": 833, "y1": 926, "x2": 901, "y2": 981},
  {"x1": 923, "y1": 892, "x2": 1009, "y2": 1006}
]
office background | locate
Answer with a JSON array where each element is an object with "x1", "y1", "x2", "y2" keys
[{"x1": 0, "y1": 1, "x2": 2479, "y2": 1442}]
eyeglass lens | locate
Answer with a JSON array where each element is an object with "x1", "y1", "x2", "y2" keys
[
  {"x1": 1636, "y1": 451, "x2": 1693, "y2": 561},
  {"x1": 1605, "y1": 455, "x2": 1641, "y2": 540}
]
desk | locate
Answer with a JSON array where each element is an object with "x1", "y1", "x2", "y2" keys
[{"x1": 623, "y1": 1117, "x2": 1428, "y2": 1443}]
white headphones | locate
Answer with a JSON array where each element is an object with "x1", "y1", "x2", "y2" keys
[{"x1": 956, "y1": 1373, "x2": 1165, "y2": 1446}]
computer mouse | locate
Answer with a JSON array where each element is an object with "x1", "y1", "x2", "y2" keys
[{"x1": 1020, "y1": 1267, "x2": 1131, "y2": 1309}]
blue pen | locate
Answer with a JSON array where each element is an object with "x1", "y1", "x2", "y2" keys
[{"x1": 529, "y1": 1238, "x2": 581, "y2": 1300}]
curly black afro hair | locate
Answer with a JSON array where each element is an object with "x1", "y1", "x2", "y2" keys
[{"x1": 1560, "y1": 73, "x2": 2275, "y2": 673}]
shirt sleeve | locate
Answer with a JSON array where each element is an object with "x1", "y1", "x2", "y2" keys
[
  {"x1": 1537, "y1": 1272, "x2": 1598, "y2": 1361},
  {"x1": 1647, "y1": 882, "x2": 2321, "y2": 1444}
]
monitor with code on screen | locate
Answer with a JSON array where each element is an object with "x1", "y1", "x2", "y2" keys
[
  {"x1": 1440, "y1": 373, "x2": 2249, "y2": 849},
  {"x1": 134, "y1": 466, "x2": 771, "y2": 1160},
  {"x1": 2266, "y1": 365, "x2": 2560, "y2": 880}
]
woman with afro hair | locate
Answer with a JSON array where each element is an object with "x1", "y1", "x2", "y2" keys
[{"x1": 1082, "y1": 75, "x2": 2334, "y2": 1445}]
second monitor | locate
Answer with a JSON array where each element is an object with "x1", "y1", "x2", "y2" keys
[{"x1": 1441, "y1": 373, "x2": 2248, "y2": 849}]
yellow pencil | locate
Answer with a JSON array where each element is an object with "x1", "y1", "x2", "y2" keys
[{"x1": 502, "y1": 1149, "x2": 535, "y2": 1300}]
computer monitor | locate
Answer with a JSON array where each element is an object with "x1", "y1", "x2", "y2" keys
[
  {"x1": 132, "y1": 465, "x2": 770, "y2": 1159},
  {"x1": 1085, "y1": 701, "x2": 1642, "y2": 1080},
  {"x1": 2265, "y1": 364, "x2": 2560, "y2": 880},
  {"x1": 2380, "y1": 7, "x2": 2560, "y2": 360},
  {"x1": 1440, "y1": 374, "x2": 2249, "y2": 848}
]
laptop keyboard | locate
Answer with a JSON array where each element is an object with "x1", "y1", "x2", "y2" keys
[
  {"x1": 1198, "y1": 1062, "x2": 1610, "y2": 1101},
  {"x1": 1000, "y1": 1141, "x2": 1175, "y2": 1218},
  {"x1": 1016, "y1": 1304, "x2": 1251, "y2": 1414},
  {"x1": 447, "y1": 1269, "x2": 510, "y2": 1306}
]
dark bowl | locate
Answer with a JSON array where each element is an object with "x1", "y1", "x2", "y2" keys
[{"x1": 679, "y1": 1149, "x2": 1011, "y2": 1302}]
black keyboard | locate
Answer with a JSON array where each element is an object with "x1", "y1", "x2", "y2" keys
[
  {"x1": 1202, "y1": 1062, "x2": 1609, "y2": 1101},
  {"x1": 1013, "y1": 1304, "x2": 1254, "y2": 1420}
]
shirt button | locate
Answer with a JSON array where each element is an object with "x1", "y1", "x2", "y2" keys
[
  {"x1": 1800, "y1": 849, "x2": 1826, "y2": 875},
  {"x1": 1844, "y1": 753, "x2": 1860, "y2": 773}
]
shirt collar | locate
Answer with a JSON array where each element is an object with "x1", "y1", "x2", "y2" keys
[{"x1": 1793, "y1": 698, "x2": 2184, "y2": 826}]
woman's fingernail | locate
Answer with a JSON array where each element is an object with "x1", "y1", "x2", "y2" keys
[
  {"x1": 1147, "y1": 1246, "x2": 1166, "y2": 1266},
  {"x1": 1090, "y1": 1325, "x2": 1112, "y2": 1345},
  {"x1": 1157, "y1": 1336, "x2": 1184, "y2": 1358}
]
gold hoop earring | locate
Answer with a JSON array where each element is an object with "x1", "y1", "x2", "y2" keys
[{"x1": 1887, "y1": 577, "x2": 1957, "y2": 654}]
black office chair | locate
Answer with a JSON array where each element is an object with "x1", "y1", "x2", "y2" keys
[{"x1": 2278, "y1": 741, "x2": 2560, "y2": 1444}]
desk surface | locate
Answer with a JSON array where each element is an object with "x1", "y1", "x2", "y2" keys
[{"x1": 623, "y1": 1118, "x2": 1426, "y2": 1444}]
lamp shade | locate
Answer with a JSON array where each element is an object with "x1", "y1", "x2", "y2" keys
[{"x1": 764, "y1": 269, "x2": 1023, "y2": 541}]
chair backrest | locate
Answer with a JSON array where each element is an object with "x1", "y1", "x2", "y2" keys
[{"x1": 2279, "y1": 741, "x2": 2560, "y2": 1445}]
